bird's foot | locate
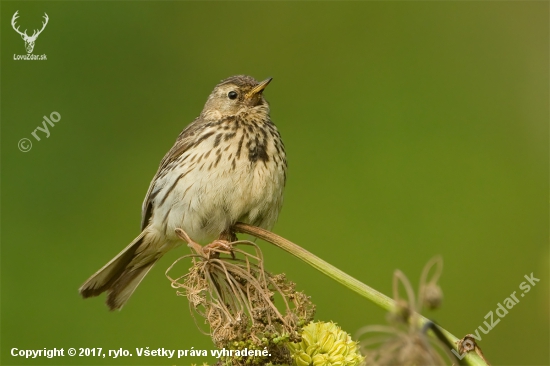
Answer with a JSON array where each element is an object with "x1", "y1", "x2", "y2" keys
[
  {"x1": 175, "y1": 228, "x2": 237, "y2": 258},
  {"x1": 203, "y1": 239, "x2": 233, "y2": 257}
]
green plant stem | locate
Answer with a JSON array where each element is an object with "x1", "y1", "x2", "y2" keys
[{"x1": 234, "y1": 222, "x2": 488, "y2": 366}]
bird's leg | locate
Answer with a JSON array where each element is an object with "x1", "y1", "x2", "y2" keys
[
  {"x1": 175, "y1": 228, "x2": 204, "y2": 255},
  {"x1": 219, "y1": 228, "x2": 238, "y2": 242}
]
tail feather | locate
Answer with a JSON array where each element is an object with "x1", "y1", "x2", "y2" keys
[
  {"x1": 106, "y1": 262, "x2": 157, "y2": 310},
  {"x1": 79, "y1": 230, "x2": 158, "y2": 310}
]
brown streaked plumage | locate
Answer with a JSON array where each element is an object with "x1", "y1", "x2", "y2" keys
[{"x1": 79, "y1": 75, "x2": 286, "y2": 310}]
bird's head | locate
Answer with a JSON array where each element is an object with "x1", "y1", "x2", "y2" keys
[{"x1": 201, "y1": 75, "x2": 272, "y2": 119}]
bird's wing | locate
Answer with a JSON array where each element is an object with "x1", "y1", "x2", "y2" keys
[{"x1": 140, "y1": 117, "x2": 204, "y2": 230}]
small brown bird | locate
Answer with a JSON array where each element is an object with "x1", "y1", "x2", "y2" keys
[{"x1": 80, "y1": 75, "x2": 287, "y2": 310}]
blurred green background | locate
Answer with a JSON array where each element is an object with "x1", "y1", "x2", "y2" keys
[{"x1": 2, "y1": 2, "x2": 548, "y2": 365}]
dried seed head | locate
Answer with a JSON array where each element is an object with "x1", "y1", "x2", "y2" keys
[
  {"x1": 388, "y1": 298, "x2": 412, "y2": 324},
  {"x1": 421, "y1": 283, "x2": 443, "y2": 310},
  {"x1": 358, "y1": 256, "x2": 451, "y2": 365},
  {"x1": 419, "y1": 256, "x2": 444, "y2": 312},
  {"x1": 166, "y1": 230, "x2": 315, "y2": 365}
]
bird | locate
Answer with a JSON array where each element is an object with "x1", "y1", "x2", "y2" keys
[{"x1": 79, "y1": 75, "x2": 287, "y2": 310}]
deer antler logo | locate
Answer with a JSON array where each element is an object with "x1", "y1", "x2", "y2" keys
[{"x1": 11, "y1": 11, "x2": 49, "y2": 54}]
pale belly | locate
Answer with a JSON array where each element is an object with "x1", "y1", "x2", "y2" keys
[{"x1": 148, "y1": 156, "x2": 285, "y2": 244}]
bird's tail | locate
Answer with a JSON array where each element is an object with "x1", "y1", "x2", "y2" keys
[{"x1": 79, "y1": 230, "x2": 160, "y2": 310}]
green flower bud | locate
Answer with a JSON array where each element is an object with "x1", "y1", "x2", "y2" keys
[
  {"x1": 288, "y1": 321, "x2": 364, "y2": 366},
  {"x1": 312, "y1": 353, "x2": 329, "y2": 365},
  {"x1": 319, "y1": 333, "x2": 336, "y2": 353},
  {"x1": 295, "y1": 351, "x2": 312, "y2": 366}
]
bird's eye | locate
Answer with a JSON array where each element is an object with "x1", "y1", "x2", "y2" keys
[{"x1": 228, "y1": 91, "x2": 238, "y2": 100}]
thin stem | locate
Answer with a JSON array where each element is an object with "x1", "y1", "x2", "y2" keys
[
  {"x1": 234, "y1": 222, "x2": 488, "y2": 366},
  {"x1": 235, "y1": 224, "x2": 394, "y2": 309}
]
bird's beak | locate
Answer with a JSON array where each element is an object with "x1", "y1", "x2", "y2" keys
[{"x1": 246, "y1": 77, "x2": 273, "y2": 98}]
